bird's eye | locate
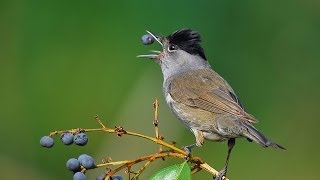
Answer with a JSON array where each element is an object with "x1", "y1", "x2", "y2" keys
[{"x1": 168, "y1": 44, "x2": 177, "y2": 52}]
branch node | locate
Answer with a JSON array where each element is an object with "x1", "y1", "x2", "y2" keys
[{"x1": 114, "y1": 126, "x2": 127, "y2": 137}]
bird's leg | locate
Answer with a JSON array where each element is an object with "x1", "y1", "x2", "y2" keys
[
  {"x1": 184, "y1": 129, "x2": 204, "y2": 157},
  {"x1": 215, "y1": 138, "x2": 235, "y2": 180},
  {"x1": 183, "y1": 143, "x2": 197, "y2": 156}
]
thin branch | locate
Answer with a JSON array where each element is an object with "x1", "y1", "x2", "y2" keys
[
  {"x1": 153, "y1": 98, "x2": 163, "y2": 152},
  {"x1": 104, "y1": 152, "x2": 186, "y2": 178},
  {"x1": 95, "y1": 115, "x2": 106, "y2": 128},
  {"x1": 132, "y1": 159, "x2": 154, "y2": 179},
  {"x1": 50, "y1": 126, "x2": 228, "y2": 179},
  {"x1": 153, "y1": 98, "x2": 159, "y2": 139},
  {"x1": 47, "y1": 99, "x2": 229, "y2": 180}
]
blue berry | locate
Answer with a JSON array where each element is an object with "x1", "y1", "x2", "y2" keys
[
  {"x1": 96, "y1": 173, "x2": 106, "y2": 180},
  {"x1": 73, "y1": 172, "x2": 86, "y2": 180},
  {"x1": 74, "y1": 133, "x2": 88, "y2": 146},
  {"x1": 60, "y1": 132, "x2": 74, "y2": 145},
  {"x1": 40, "y1": 136, "x2": 54, "y2": 148},
  {"x1": 66, "y1": 158, "x2": 80, "y2": 172},
  {"x1": 112, "y1": 175, "x2": 123, "y2": 180},
  {"x1": 141, "y1": 34, "x2": 154, "y2": 45},
  {"x1": 78, "y1": 154, "x2": 95, "y2": 169}
]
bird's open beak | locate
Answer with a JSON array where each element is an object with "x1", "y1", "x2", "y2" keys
[{"x1": 137, "y1": 30, "x2": 163, "y2": 60}]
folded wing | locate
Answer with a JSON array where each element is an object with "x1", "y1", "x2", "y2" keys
[{"x1": 168, "y1": 69, "x2": 257, "y2": 123}]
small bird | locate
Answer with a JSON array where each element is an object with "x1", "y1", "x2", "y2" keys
[{"x1": 137, "y1": 28, "x2": 286, "y2": 180}]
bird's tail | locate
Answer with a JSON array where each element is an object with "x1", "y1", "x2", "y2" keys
[{"x1": 241, "y1": 122, "x2": 286, "y2": 150}]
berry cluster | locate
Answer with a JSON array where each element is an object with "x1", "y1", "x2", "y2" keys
[
  {"x1": 96, "y1": 174, "x2": 123, "y2": 180},
  {"x1": 66, "y1": 154, "x2": 96, "y2": 180},
  {"x1": 40, "y1": 131, "x2": 88, "y2": 148},
  {"x1": 66, "y1": 154, "x2": 122, "y2": 180},
  {"x1": 72, "y1": 171, "x2": 123, "y2": 180},
  {"x1": 40, "y1": 131, "x2": 123, "y2": 180},
  {"x1": 66, "y1": 154, "x2": 95, "y2": 172}
]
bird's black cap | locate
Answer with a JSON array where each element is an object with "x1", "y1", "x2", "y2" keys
[{"x1": 167, "y1": 29, "x2": 207, "y2": 60}]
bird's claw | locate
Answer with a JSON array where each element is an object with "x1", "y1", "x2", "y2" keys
[
  {"x1": 214, "y1": 167, "x2": 227, "y2": 180},
  {"x1": 183, "y1": 146, "x2": 192, "y2": 159}
]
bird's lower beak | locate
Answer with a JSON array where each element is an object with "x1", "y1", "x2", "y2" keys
[
  {"x1": 137, "y1": 30, "x2": 163, "y2": 60},
  {"x1": 137, "y1": 50, "x2": 162, "y2": 59}
]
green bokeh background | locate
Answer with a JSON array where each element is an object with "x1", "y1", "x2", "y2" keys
[{"x1": 1, "y1": 0, "x2": 319, "y2": 179}]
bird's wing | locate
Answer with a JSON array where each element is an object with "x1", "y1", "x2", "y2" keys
[{"x1": 168, "y1": 69, "x2": 257, "y2": 123}]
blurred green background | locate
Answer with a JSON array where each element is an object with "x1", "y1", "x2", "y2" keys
[{"x1": 1, "y1": 0, "x2": 319, "y2": 179}]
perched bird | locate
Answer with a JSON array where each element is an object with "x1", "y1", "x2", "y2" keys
[{"x1": 137, "y1": 28, "x2": 286, "y2": 179}]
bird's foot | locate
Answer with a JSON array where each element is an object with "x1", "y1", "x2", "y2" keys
[
  {"x1": 183, "y1": 144, "x2": 196, "y2": 159},
  {"x1": 183, "y1": 146, "x2": 192, "y2": 159},
  {"x1": 214, "y1": 167, "x2": 227, "y2": 180}
]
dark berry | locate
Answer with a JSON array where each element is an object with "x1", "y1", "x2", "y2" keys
[
  {"x1": 111, "y1": 175, "x2": 123, "y2": 180},
  {"x1": 66, "y1": 158, "x2": 80, "y2": 172},
  {"x1": 60, "y1": 132, "x2": 74, "y2": 145},
  {"x1": 74, "y1": 133, "x2": 88, "y2": 146},
  {"x1": 73, "y1": 172, "x2": 86, "y2": 180},
  {"x1": 40, "y1": 136, "x2": 54, "y2": 148},
  {"x1": 78, "y1": 154, "x2": 95, "y2": 169},
  {"x1": 96, "y1": 173, "x2": 106, "y2": 180},
  {"x1": 141, "y1": 34, "x2": 154, "y2": 45}
]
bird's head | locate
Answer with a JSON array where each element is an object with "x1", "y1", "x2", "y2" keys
[{"x1": 138, "y1": 28, "x2": 211, "y2": 78}]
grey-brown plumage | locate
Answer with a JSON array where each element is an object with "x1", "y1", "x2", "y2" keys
[
  {"x1": 165, "y1": 68, "x2": 284, "y2": 149},
  {"x1": 138, "y1": 28, "x2": 286, "y2": 179}
]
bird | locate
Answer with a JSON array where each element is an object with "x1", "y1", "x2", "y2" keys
[{"x1": 137, "y1": 28, "x2": 286, "y2": 180}]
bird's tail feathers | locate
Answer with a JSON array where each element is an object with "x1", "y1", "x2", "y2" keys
[{"x1": 241, "y1": 122, "x2": 286, "y2": 150}]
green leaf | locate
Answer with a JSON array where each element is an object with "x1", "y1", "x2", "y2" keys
[{"x1": 149, "y1": 161, "x2": 191, "y2": 180}]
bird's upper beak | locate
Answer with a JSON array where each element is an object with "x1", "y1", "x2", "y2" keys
[{"x1": 137, "y1": 30, "x2": 164, "y2": 60}]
